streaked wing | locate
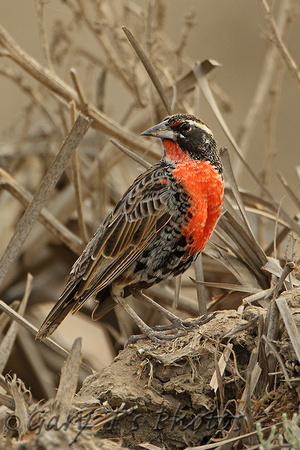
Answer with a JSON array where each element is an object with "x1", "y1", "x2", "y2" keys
[
  {"x1": 36, "y1": 162, "x2": 172, "y2": 338},
  {"x1": 72, "y1": 211, "x2": 171, "y2": 310}
]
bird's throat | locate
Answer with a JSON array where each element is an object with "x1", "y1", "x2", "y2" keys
[{"x1": 163, "y1": 139, "x2": 190, "y2": 163}]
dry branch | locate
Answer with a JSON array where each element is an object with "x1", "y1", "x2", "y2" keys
[
  {"x1": 122, "y1": 27, "x2": 172, "y2": 115},
  {"x1": 0, "y1": 3, "x2": 299, "y2": 448},
  {"x1": 0, "y1": 25, "x2": 149, "y2": 154},
  {"x1": 235, "y1": 0, "x2": 294, "y2": 176},
  {"x1": 0, "y1": 113, "x2": 90, "y2": 286},
  {"x1": 0, "y1": 168, "x2": 83, "y2": 255},
  {"x1": 259, "y1": 0, "x2": 300, "y2": 86},
  {"x1": 0, "y1": 274, "x2": 32, "y2": 374},
  {"x1": 0, "y1": 300, "x2": 92, "y2": 374}
]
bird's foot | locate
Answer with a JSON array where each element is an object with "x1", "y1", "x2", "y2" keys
[
  {"x1": 180, "y1": 312, "x2": 219, "y2": 329},
  {"x1": 126, "y1": 312, "x2": 217, "y2": 345}
]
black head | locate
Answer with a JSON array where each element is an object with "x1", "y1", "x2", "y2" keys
[{"x1": 141, "y1": 113, "x2": 222, "y2": 174}]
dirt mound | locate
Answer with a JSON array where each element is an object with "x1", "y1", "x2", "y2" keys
[{"x1": 77, "y1": 304, "x2": 299, "y2": 449}]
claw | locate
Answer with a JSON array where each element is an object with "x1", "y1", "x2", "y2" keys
[{"x1": 125, "y1": 313, "x2": 218, "y2": 345}]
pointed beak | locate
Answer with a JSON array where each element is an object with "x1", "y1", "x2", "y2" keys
[{"x1": 141, "y1": 120, "x2": 176, "y2": 141}]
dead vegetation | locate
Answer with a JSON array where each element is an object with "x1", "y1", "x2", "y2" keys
[{"x1": 0, "y1": 1, "x2": 299, "y2": 449}]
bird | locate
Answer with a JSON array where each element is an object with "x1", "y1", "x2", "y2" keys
[{"x1": 36, "y1": 113, "x2": 224, "y2": 342}]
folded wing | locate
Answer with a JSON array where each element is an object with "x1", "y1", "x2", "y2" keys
[{"x1": 36, "y1": 162, "x2": 172, "y2": 339}]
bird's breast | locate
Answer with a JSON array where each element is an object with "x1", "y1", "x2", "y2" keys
[{"x1": 172, "y1": 159, "x2": 224, "y2": 255}]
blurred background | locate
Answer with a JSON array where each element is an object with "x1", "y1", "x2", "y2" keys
[
  {"x1": 1, "y1": 0, "x2": 299, "y2": 198},
  {"x1": 0, "y1": 0, "x2": 299, "y2": 399}
]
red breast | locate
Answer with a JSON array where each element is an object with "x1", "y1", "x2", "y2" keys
[{"x1": 164, "y1": 140, "x2": 224, "y2": 254}]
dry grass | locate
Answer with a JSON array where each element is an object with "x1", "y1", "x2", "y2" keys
[{"x1": 0, "y1": 1, "x2": 299, "y2": 448}]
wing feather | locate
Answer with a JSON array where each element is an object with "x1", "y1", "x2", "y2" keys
[{"x1": 36, "y1": 162, "x2": 173, "y2": 338}]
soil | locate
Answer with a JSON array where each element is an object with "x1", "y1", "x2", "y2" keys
[
  {"x1": 76, "y1": 302, "x2": 299, "y2": 449},
  {"x1": 2, "y1": 288, "x2": 300, "y2": 449}
]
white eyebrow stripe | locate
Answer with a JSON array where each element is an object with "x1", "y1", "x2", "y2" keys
[{"x1": 186, "y1": 120, "x2": 213, "y2": 135}]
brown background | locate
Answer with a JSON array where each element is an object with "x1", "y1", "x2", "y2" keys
[
  {"x1": 0, "y1": 1, "x2": 299, "y2": 367},
  {"x1": 0, "y1": 0, "x2": 299, "y2": 208}
]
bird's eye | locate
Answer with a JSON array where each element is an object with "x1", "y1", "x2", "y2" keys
[{"x1": 180, "y1": 123, "x2": 191, "y2": 132}]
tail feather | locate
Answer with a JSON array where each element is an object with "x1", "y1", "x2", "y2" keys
[
  {"x1": 92, "y1": 287, "x2": 116, "y2": 320},
  {"x1": 36, "y1": 285, "x2": 117, "y2": 340},
  {"x1": 36, "y1": 288, "x2": 78, "y2": 340}
]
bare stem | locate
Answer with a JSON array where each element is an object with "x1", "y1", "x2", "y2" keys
[
  {"x1": 70, "y1": 102, "x2": 89, "y2": 244},
  {"x1": 0, "y1": 114, "x2": 91, "y2": 286},
  {"x1": 35, "y1": 0, "x2": 53, "y2": 71},
  {"x1": 260, "y1": 0, "x2": 300, "y2": 86},
  {"x1": 0, "y1": 168, "x2": 83, "y2": 255},
  {"x1": 235, "y1": 0, "x2": 294, "y2": 178},
  {"x1": 0, "y1": 25, "x2": 150, "y2": 154},
  {"x1": 122, "y1": 27, "x2": 172, "y2": 115}
]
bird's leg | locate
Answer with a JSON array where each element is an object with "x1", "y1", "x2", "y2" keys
[
  {"x1": 111, "y1": 292, "x2": 189, "y2": 342},
  {"x1": 130, "y1": 289, "x2": 183, "y2": 327},
  {"x1": 130, "y1": 289, "x2": 218, "y2": 333}
]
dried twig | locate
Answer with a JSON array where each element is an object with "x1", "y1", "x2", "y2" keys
[
  {"x1": 122, "y1": 27, "x2": 172, "y2": 115},
  {"x1": 259, "y1": 0, "x2": 300, "y2": 86},
  {"x1": 277, "y1": 171, "x2": 300, "y2": 210},
  {"x1": 76, "y1": 0, "x2": 140, "y2": 96},
  {"x1": 275, "y1": 296, "x2": 300, "y2": 362},
  {"x1": 9, "y1": 377, "x2": 29, "y2": 436},
  {"x1": 0, "y1": 24, "x2": 150, "y2": 154},
  {"x1": 0, "y1": 274, "x2": 33, "y2": 374},
  {"x1": 191, "y1": 278, "x2": 260, "y2": 294},
  {"x1": 110, "y1": 139, "x2": 151, "y2": 169},
  {"x1": 35, "y1": 0, "x2": 53, "y2": 71},
  {"x1": 70, "y1": 68, "x2": 88, "y2": 110},
  {"x1": 0, "y1": 300, "x2": 92, "y2": 374},
  {"x1": 69, "y1": 101, "x2": 89, "y2": 244},
  {"x1": 173, "y1": 275, "x2": 181, "y2": 310},
  {"x1": 235, "y1": 0, "x2": 293, "y2": 177},
  {"x1": 261, "y1": 335, "x2": 292, "y2": 388},
  {"x1": 194, "y1": 256, "x2": 207, "y2": 314},
  {"x1": 0, "y1": 66, "x2": 63, "y2": 140},
  {"x1": 0, "y1": 166, "x2": 83, "y2": 255},
  {"x1": 0, "y1": 114, "x2": 90, "y2": 285},
  {"x1": 54, "y1": 337, "x2": 82, "y2": 421},
  {"x1": 210, "y1": 343, "x2": 233, "y2": 392}
]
